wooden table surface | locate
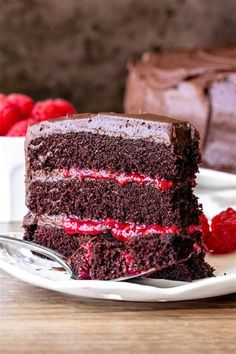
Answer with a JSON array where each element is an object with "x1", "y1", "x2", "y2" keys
[{"x1": 0, "y1": 223, "x2": 236, "y2": 354}]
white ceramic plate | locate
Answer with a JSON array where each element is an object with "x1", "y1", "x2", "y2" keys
[{"x1": 0, "y1": 168, "x2": 236, "y2": 302}]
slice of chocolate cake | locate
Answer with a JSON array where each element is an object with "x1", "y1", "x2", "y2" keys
[
  {"x1": 23, "y1": 112, "x2": 212, "y2": 280},
  {"x1": 124, "y1": 47, "x2": 236, "y2": 173}
]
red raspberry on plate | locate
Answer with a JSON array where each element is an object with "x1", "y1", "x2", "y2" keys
[
  {"x1": 203, "y1": 208, "x2": 236, "y2": 254},
  {"x1": 32, "y1": 98, "x2": 76, "y2": 122},
  {"x1": 7, "y1": 93, "x2": 34, "y2": 118},
  {"x1": 6, "y1": 118, "x2": 35, "y2": 137},
  {"x1": 0, "y1": 100, "x2": 21, "y2": 135}
]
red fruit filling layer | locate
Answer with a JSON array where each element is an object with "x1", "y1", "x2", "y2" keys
[
  {"x1": 63, "y1": 217, "x2": 201, "y2": 242},
  {"x1": 63, "y1": 168, "x2": 175, "y2": 191},
  {"x1": 78, "y1": 243, "x2": 93, "y2": 279},
  {"x1": 123, "y1": 253, "x2": 139, "y2": 275}
]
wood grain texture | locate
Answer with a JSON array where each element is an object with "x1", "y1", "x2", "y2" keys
[{"x1": 0, "y1": 223, "x2": 236, "y2": 354}]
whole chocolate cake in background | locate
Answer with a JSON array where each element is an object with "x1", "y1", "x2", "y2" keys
[
  {"x1": 23, "y1": 112, "x2": 213, "y2": 280},
  {"x1": 124, "y1": 47, "x2": 236, "y2": 174}
]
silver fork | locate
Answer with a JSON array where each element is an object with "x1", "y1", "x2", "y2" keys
[{"x1": 0, "y1": 234, "x2": 156, "y2": 282}]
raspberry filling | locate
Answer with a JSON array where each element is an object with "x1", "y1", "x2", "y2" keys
[
  {"x1": 123, "y1": 253, "x2": 139, "y2": 275},
  {"x1": 77, "y1": 245, "x2": 140, "y2": 279},
  {"x1": 78, "y1": 243, "x2": 93, "y2": 279},
  {"x1": 63, "y1": 217, "x2": 200, "y2": 242},
  {"x1": 188, "y1": 224, "x2": 202, "y2": 234},
  {"x1": 63, "y1": 168, "x2": 174, "y2": 191}
]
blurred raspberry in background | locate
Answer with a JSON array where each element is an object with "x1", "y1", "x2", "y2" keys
[{"x1": 0, "y1": 93, "x2": 77, "y2": 136}]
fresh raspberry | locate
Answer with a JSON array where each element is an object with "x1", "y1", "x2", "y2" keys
[
  {"x1": 32, "y1": 98, "x2": 76, "y2": 122},
  {"x1": 6, "y1": 118, "x2": 35, "y2": 137},
  {"x1": 7, "y1": 93, "x2": 34, "y2": 118},
  {"x1": 0, "y1": 100, "x2": 21, "y2": 135},
  {"x1": 203, "y1": 208, "x2": 236, "y2": 254}
]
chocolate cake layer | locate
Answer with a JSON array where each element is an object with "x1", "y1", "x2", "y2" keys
[
  {"x1": 26, "y1": 179, "x2": 201, "y2": 227},
  {"x1": 68, "y1": 233, "x2": 195, "y2": 280},
  {"x1": 124, "y1": 48, "x2": 236, "y2": 173},
  {"x1": 151, "y1": 251, "x2": 214, "y2": 281},
  {"x1": 24, "y1": 226, "x2": 82, "y2": 259},
  {"x1": 25, "y1": 113, "x2": 200, "y2": 180}
]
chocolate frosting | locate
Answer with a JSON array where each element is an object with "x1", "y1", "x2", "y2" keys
[
  {"x1": 25, "y1": 112, "x2": 196, "y2": 146},
  {"x1": 127, "y1": 47, "x2": 236, "y2": 89}
]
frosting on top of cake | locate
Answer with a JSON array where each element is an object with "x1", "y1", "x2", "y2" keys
[
  {"x1": 25, "y1": 112, "x2": 197, "y2": 146},
  {"x1": 128, "y1": 47, "x2": 236, "y2": 89}
]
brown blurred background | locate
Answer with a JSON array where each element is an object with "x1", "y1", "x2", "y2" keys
[{"x1": 0, "y1": 0, "x2": 235, "y2": 112}]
